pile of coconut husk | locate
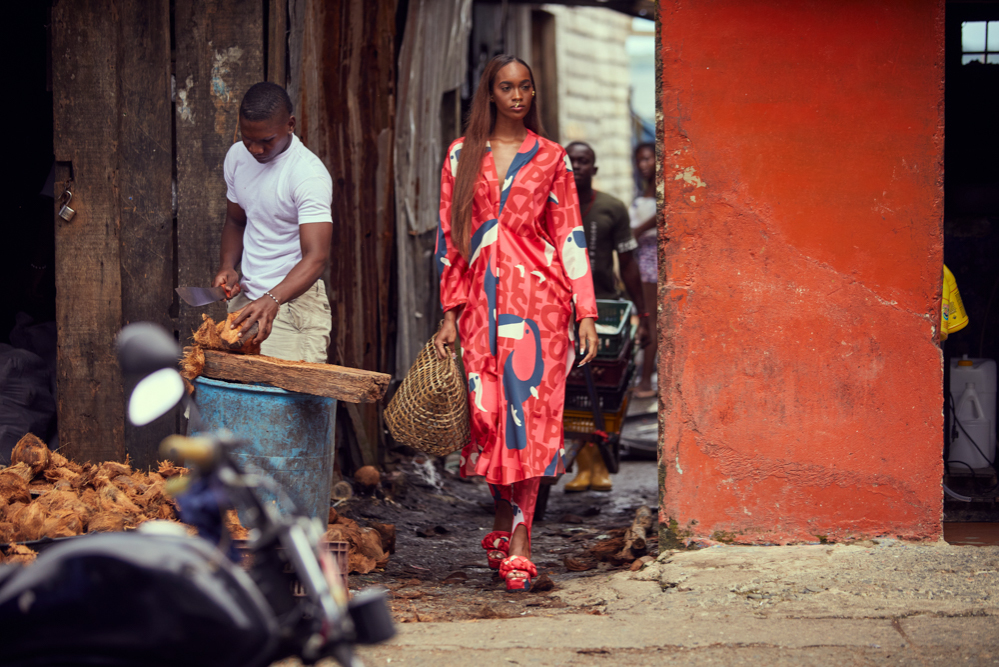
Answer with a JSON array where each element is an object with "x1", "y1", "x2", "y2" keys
[
  {"x1": 222, "y1": 504, "x2": 395, "y2": 576},
  {"x1": 327, "y1": 507, "x2": 395, "y2": 575},
  {"x1": 180, "y1": 311, "x2": 260, "y2": 391},
  {"x1": 0, "y1": 433, "x2": 188, "y2": 564}
]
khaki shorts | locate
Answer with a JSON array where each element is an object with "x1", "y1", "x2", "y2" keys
[{"x1": 228, "y1": 279, "x2": 331, "y2": 363}]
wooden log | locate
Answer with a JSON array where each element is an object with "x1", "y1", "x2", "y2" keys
[
  {"x1": 617, "y1": 506, "x2": 654, "y2": 561},
  {"x1": 201, "y1": 350, "x2": 390, "y2": 403}
]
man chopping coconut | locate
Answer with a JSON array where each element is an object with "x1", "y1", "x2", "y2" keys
[{"x1": 212, "y1": 82, "x2": 333, "y2": 363}]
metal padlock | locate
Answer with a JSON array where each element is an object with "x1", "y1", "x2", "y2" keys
[{"x1": 58, "y1": 190, "x2": 76, "y2": 222}]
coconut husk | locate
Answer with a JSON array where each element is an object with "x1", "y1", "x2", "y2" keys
[
  {"x1": 43, "y1": 465, "x2": 80, "y2": 484},
  {"x1": 156, "y1": 502, "x2": 176, "y2": 520},
  {"x1": 11, "y1": 434, "x2": 51, "y2": 477},
  {"x1": 224, "y1": 509, "x2": 249, "y2": 540},
  {"x1": 0, "y1": 471, "x2": 30, "y2": 505},
  {"x1": 0, "y1": 521, "x2": 15, "y2": 543},
  {"x1": 34, "y1": 490, "x2": 92, "y2": 529},
  {"x1": 99, "y1": 461, "x2": 132, "y2": 480},
  {"x1": 40, "y1": 509, "x2": 85, "y2": 539},
  {"x1": 2, "y1": 462, "x2": 35, "y2": 484},
  {"x1": 348, "y1": 552, "x2": 377, "y2": 575},
  {"x1": 80, "y1": 488, "x2": 98, "y2": 507},
  {"x1": 180, "y1": 345, "x2": 205, "y2": 385},
  {"x1": 53, "y1": 480, "x2": 73, "y2": 492},
  {"x1": 219, "y1": 311, "x2": 262, "y2": 355},
  {"x1": 356, "y1": 527, "x2": 385, "y2": 562},
  {"x1": 13, "y1": 502, "x2": 48, "y2": 542},
  {"x1": 71, "y1": 465, "x2": 101, "y2": 491},
  {"x1": 50, "y1": 451, "x2": 83, "y2": 474},
  {"x1": 157, "y1": 461, "x2": 188, "y2": 478},
  {"x1": 368, "y1": 521, "x2": 396, "y2": 554},
  {"x1": 193, "y1": 314, "x2": 227, "y2": 350},
  {"x1": 588, "y1": 536, "x2": 626, "y2": 562},
  {"x1": 354, "y1": 466, "x2": 380, "y2": 488},
  {"x1": 88, "y1": 511, "x2": 126, "y2": 533},
  {"x1": 98, "y1": 484, "x2": 141, "y2": 516},
  {"x1": 28, "y1": 480, "x2": 55, "y2": 496},
  {"x1": 3, "y1": 544, "x2": 37, "y2": 565},
  {"x1": 2, "y1": 502, "x2": 26, "y2": 523},
  {"x1": 191, "y1": 311, "x2": 261, "y2": 356}
]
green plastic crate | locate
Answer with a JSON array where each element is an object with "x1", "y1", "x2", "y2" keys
[{"x1": 593, "y1": 299, "x2": 635, "y2": 359}]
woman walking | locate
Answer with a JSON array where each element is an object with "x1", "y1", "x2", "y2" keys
[
  {"x1": 434, "y1": 55, "x2": 599, "y2": 592},
  {"x1": 630, "y1": 143, "x2": 657, "y2": 398}
]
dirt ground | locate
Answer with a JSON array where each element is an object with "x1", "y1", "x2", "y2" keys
[
  {"x1": 268, "y1": 450, "x2": 999, "y2": 667},
  {"x1": 340, "y1": 455, "x2": 660, "y2": 623}
]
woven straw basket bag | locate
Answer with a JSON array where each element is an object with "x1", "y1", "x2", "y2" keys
[{"x1": 385, "y1": 325, "x2": 470, "y2": 457}]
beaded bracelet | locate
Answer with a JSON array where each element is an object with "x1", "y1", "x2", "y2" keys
[{"x1": 264, "y1": 291, "x2": 281, "y2": 306}]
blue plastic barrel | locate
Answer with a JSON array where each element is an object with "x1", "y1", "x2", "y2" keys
[{"x1": 192, "y1": 376, "x2": 337, "y2": 522}]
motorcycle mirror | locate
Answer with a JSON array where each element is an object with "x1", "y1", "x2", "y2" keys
[
  {"x1": 129, "y1": 368, "x2": 185, "y2": 426},
  {"x1": 117, "y1": 322, "x2": 182, "y2": 377}
]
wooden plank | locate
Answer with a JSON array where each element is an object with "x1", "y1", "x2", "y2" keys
[
  {"x1": 118, "y1": 0, "x2": 175, "y2": 469},
  {"x1": 51, "y1": 0, "x2": 126, "y2": 463},
  {"x1": 201, "y1": 350, "x2": 390, "y2": 403},
  {"x1": 174, "y1": 0, "x2": 264, "y2": 345}
]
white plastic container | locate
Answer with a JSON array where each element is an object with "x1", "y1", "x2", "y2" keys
[{"x1": 949, "y1": 356, "x2": 997, "y2": 473}]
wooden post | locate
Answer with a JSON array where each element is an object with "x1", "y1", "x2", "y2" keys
[
  {"x1": 268, "y1": 0, "x2": 288, "y2": 86},
  {"x1": 51, "y1": 0, "x2": 126, "y2": 463},
  {"x1": 294, "y1": 0, "x2": 398, "y2": 467},
  {"x1": 118, "y1": 0, "x2": 175, "y2": 468},
  {"x1": 174, "y1": 0, "x2": 264, "y2": 345}
]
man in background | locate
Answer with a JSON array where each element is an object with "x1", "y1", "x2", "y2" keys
[{"x1": 563, "y1": 141, "x2": 650, "y2": 492}]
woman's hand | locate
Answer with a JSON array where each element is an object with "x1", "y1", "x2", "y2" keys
[
  {"x1": 434, "y1": 311, "x2": 460, "y2": 360},
  {"x1": 577, "y1": 317, "x2": 599, "y2": 366}
]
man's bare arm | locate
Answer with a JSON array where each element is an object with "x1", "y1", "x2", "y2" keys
[
  {"x1": 212, "y1": 200, "x2": 248, "y2": 297},
  {"x1": 230, "y1": 221, "x2": 333, "y2": 343}
]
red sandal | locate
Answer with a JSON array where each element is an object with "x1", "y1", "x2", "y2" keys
[
  {"x1": 481, "y1": 530, "x2": 510, "y2": 570},
  {"x1": 499, "y1": 555, "x2": 537, "y2": 593}
]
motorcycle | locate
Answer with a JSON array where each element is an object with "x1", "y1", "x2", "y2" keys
[{"x1": 0, "y1": 322, "x2": 394, "y2": 666}]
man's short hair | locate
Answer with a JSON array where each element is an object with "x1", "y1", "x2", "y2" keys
[
  {"x1": 566, "y1": 141, "x2": 596, "y2": 162},
  {"x1": 240, "y1": 82, "x2": 293, "y2": 122}
]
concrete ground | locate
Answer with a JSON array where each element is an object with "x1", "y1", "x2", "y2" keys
[{"x1": 354, "y1": 539, "x2": 999, "y2": 666}]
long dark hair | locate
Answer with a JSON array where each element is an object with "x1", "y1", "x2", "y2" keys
[{"x1": 451, "y1": 55, "x2": 546, "y2": 259}]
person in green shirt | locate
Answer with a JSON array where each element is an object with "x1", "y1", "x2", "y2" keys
[{"x1": 563, "y1": 141, "x2": 651, "y2": 492}]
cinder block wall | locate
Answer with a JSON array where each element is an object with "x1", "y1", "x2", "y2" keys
[
  {"x1": 657, "y1": 0, "x2": 945, "y2": 545},
  {"x1": 544, "y1": 5, "x2": 635, "y2": 205}
]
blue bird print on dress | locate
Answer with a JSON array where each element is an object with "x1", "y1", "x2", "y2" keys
[
  {"x1": 434, "y1": 221, "x2": 449, "y2": 276},
  {"x1": 498, "y1": 315, "x2": 544, "y2": 451},
  {"x1": 485, "y1": 259, "x2": 499, "y2": 356},
  {"x1": 499, "y1": 139, "x2": 540, "y2": 215},
  {"x1": 561, "y1": 226, "x2": 589, "y2": 280},
  {"x1": 469, "y1": 218, "x2": 499, "y2": 266}
]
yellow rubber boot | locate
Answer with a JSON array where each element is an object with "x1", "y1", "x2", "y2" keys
[
  {"x1": 589, "y1": 445, "x2": 613, "y2": 492},
  {"x1": 564, "y1": 444, "x2": 592, "y2": 492}
]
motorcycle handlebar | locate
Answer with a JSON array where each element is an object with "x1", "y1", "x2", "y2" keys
[{"x1": 160, "y1": 435, "x2": 218, "y2": 470}]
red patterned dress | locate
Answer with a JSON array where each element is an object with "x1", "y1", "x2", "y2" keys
[{"x1": 436, "y1": 130, "x2": 598, "y2": 486}]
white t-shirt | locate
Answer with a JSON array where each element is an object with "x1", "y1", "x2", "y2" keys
[{"x1": 224, "y1": 134, "x2": 333, "y2": 300}]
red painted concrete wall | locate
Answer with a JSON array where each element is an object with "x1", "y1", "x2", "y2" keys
[{"x1": 657, "y1": 0, "x2": 945, "y2": 544}]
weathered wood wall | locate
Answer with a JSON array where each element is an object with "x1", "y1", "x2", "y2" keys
[
  {"x1": 290, "y1": 0, "x2": 398, "y2": 467},
  {"x1": 118, "y1": 0, "x2": 174, "y2": 467},
  {"x1": 52, "y1": 0, "x2": 399, "y2": 470},
  {"x1": 175, "y1": 0, "x2": 264, "y2": 345},
  {"x1": 52, "y1": 0, "x2": 127, "y2": 464}
]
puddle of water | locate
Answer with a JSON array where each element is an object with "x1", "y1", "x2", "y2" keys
[{"x1": 944, "y1": 522, "x2": 999, "y2": 546}]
